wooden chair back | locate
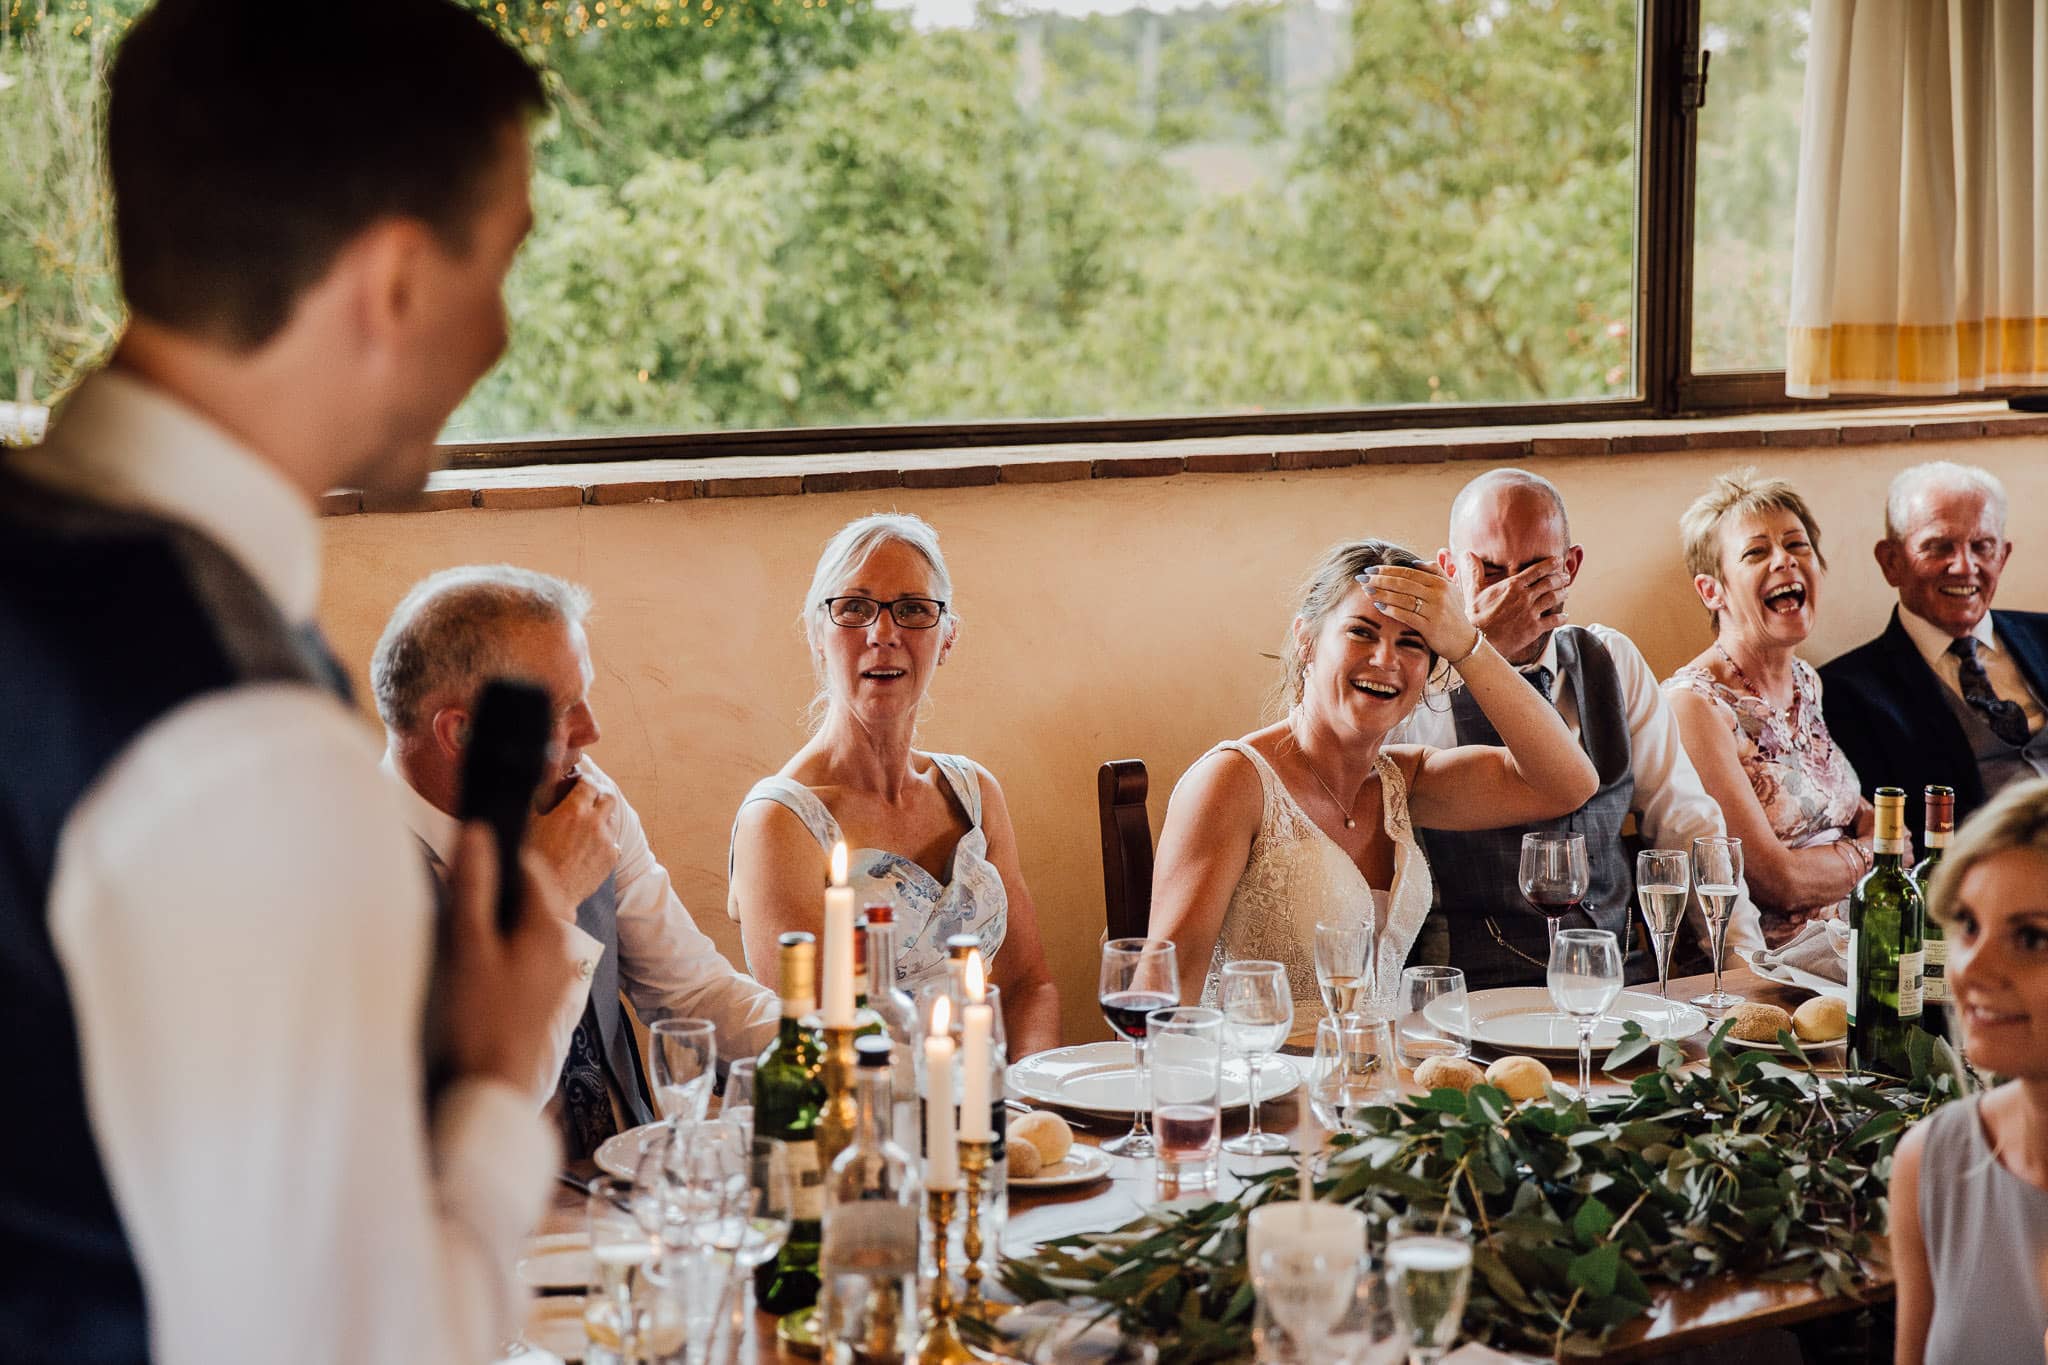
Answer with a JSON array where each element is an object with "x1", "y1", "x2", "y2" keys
[{"x1": 1097, "y1": 759, "x2": 1154, "y2": 943}]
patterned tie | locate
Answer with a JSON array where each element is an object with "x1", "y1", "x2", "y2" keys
[
  {"x1": 555, "y1": 1012, "x2": 619, "y2": 1161},
  {"x1": 1523, "y1": 665, "x2": 1555, "y2": 705},
  {"x1": 1949, "y1": 637, "x2": 2031, "y2": 747}
]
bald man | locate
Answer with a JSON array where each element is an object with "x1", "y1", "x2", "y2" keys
[{"x1": 1393, "y1": 469, "x2": 1762, "y2": 988}]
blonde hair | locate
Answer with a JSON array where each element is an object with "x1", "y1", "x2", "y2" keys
[
  {"x1": 1678, "y1": 468, "x2": 1828, "y2": 625},
  {"x1": 1274, "y1": 538, "x2": 1433, "y2": 714},
  {"x1": 1928, "y1": 779, "x2": 2048, "y2": 927}
]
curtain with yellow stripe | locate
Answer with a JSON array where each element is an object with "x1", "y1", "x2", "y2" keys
[{"x1": 1787, "y1": 0, "x2": 2047, "y2": 398}]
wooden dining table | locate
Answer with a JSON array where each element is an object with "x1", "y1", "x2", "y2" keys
[{"x1": 523, "y1": 963, "x2": 1889, "y2": 1364}]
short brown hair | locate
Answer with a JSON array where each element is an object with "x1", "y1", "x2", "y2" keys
[
  {"x1": 1678, "y1": 468, "x2": 1828, "y2": 622},
  {"x1": 1928, "y1": 779, "x2": 2048, "y2": 927},
  {"x1": 107, "y1": 0, "x2": 546, "y2": 349}
]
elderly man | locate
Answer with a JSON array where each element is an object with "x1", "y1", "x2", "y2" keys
[
  {"x1": 1821, "y1": 462, "x2": 2048, "y2": 833},
  {"x1": 1394, "y1": 469, "x2": 1762, "y2": 988},
  {"x1": 374, "y1": 565, "x2": 778, "y2": 1158}
]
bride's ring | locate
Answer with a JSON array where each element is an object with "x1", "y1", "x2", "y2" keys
[{"x1": 1411, "y1": 593, "x2": 1424, "y2": 614}]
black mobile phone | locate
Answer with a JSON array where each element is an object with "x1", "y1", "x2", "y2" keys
[{"x1": 455, "y1": 680, "x2": 552, "y2": 935}]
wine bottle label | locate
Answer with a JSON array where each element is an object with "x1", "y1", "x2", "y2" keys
[
  {"x1": 1846, "y1": 929, "x2": 1859, "y2": 1023},
  {"x1": 1924, "y1": 973, "x2": 1950, "y2": 1005},
  {"x1": 1874, "y1": 834, "x2": 1909, "y2": 856},
  {"x1": 1897, "y1": 950, "x2": 1924, "y2": 1019},
  {"x1": 1924, "y1": 939, "x2": 1947, "y2": 967},
  {"x1": 788, "y1": 1138, "x2": 824, "y2": 1221}
]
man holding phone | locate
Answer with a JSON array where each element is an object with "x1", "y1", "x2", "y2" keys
[
  {"x1": 375, "y1": 565, "x2": 780, "y2": 1157},
  {"x1": 0, "y1": 3, "x2": 573, "y2": 1360}
]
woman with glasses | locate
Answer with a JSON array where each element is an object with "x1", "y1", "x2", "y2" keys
[
  {"x1": 1148, "y1": 540, "x2": 1599, "y2": 1013},
  {"x1": 727, "y1": 512, "x2": 1060, "y2": 1056}
]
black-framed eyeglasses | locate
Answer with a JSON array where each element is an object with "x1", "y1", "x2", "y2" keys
[{"x1": 821, "y1": 595, "x2": 948, "y2": 629}]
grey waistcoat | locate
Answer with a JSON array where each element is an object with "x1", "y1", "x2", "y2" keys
[
  {"x1": 1418, "y1": 627, "x2": 1640, "y2": 990},
  {"x1": 574, "y1": 873, "x2": 656, "y2": 1129},
  {"x1": 1934, "y1": 675, "x2": 2048, "y2": 800}
]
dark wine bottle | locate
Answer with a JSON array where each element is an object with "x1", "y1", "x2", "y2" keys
[
  {"x1": 1848, "y1": 788, "x2": 1925, "y2": 1076},
  {"x1": 755, "y1": 931, "x2": 826, "y2": 1315},
  {"x1": 1913, "y1": 785, "x2": 1955, "y2": 1031}
]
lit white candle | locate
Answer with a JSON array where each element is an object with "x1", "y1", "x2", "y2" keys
[
  {"x1": 926, "y1": 995, "x2": 960, "y2": 1188},
  {"x1": 822, "y1": 840, "x2": 856, "y2": 1029},
  {"x1": 959, "y1": 951, "x2": 993, "y2": 1141}
]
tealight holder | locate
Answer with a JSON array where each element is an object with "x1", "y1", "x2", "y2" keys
[{"x1": 817, "y1": 1024, "x2": 861, "y2": 1172}]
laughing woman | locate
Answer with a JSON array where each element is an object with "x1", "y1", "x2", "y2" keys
[
  {"x1": 1146, "y1": 540, "x2": 1600, "y2": 1013},
  {"x1": 728, "y1": 513, "x2": 1060, "y2": 1057},
  {"x1": 1663, "y1": 470, "x2": 1872, "y2": 947}
]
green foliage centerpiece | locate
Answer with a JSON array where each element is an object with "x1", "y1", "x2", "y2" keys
[{"x1": 1000, "y1": 1023, "x2": 1965, "y2": 1361}]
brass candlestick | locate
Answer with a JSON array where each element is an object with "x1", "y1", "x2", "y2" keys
[
  {"x1": 916, "y1": 1184, "x2": 975, "y2": 1365},
  {"x1": 959, "y1": 1138, "x2": 992, "y2": 1319},
  {"x1": 817, "y1": 1024, "x2": 860, "y2": 1172}
]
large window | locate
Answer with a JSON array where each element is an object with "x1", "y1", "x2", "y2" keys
[{"x1": 1, "y1": 2, "x2": 1831, "y2": 455}]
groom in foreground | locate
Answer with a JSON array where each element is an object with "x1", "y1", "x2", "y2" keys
[{"x1": 0, "y1": 3, "x2": 574, "y2": 1359}]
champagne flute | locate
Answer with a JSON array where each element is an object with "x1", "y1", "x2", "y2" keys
[
  {"x1": 723, "y1": 1058, "x2": 757, "y2": 1146},
  {"x1": 1098, "y1": 938, "x2": 1178, "y2": 1157},
  {"x1": 1548, "y1": 928, "x2": 1622, "y2": 1099},
  {"x1": 1689, "y1": 836, "x2": 1747, "y2": 1012},
  {"x1": 1519, "y1": 832, "x2": 1590, "y2": 959},
  {"x1": 1219, "y1": 960, "x2": 1292, "y2": 1155},
  {"x1": 1314, "y1": 918, "x2": 1372, "y2": 1021},
  {"x1": 650, "y1": 1018, "x2": 717, "y2": 1123},
  {"x1": 1635, "y1": 848, "x2": 1689, "y2": 1034},
  {"x1": 1386, "y1": 1214, "x2": 1473, "y2": 1365}
]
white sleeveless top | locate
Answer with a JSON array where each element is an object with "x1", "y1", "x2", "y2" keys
[{"x1": 1196, "y1": 741, "x2": 1433, "y2": 1013}]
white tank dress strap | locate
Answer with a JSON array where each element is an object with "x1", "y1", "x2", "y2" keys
[
  {"x1": 927, "y1": 752, "x2": 985, "y2": 827},
  {"x1": 726, "y1": 776, "x2": 842, "y2": 884},
  {"x1": 1370, "y1": 750, "x2": 1436, "y2": 993}
]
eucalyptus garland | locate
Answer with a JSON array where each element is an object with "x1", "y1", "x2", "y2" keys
[{"x1": 998, "y1": 1023, "x2": 1967, "y2": 1361}]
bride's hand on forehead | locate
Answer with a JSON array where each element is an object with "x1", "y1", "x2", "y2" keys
[{"x1": 1357, "y1": 565, "x2": 1478, "y2": 661}]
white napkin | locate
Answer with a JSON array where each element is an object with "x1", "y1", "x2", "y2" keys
[{"x1": 1751, "y1": 919, "x2": 1848, "y2": 985}]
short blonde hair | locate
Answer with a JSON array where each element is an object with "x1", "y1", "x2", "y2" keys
[
  {"x1": 1678, "y1": 469, "x2": 1828, "y2": 623},
  {"x1": 1928, "y1": 779, "x2": 2048, "y2": 927}
]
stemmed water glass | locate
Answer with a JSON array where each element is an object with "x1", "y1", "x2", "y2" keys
[
  {"x1": 1219, "y1": 961, "x2": 1293, "y2": 1155},
  {"x1": 1314, "y1": 918, "x2": 1372, "y2": 1021},
  {"x1": 1098, "y1": 938, "x2": 1179, "y2": 1157},
  {"x1": 1253, "y1": 1245, "x2": 1363, "y2": 1360},
  {"x1": 650, "y1": 1018, "x2": 717, "y2": 1123},
  {"x1": 1689, "y1": 836, "x2": 1747, "y2": 1012},
  {"x1": 1386, "y1": 1213, "x2": 1474, "y2": 1365},
  {"x1": 586, "y1": 1175, "x2": 667, "y2": 1361},
  {"x1": 1519, "y1": 832, "x2": 1590, "y2": 957},
  {"x1": 1548, "y1": 928, "x2": 1622, "y2": 1100},
  {"x1": 1636, "y1": 849, "x2": 1690, "y2": 1029},
  {"x1": 722, "y1": 1058, "x2": 757, "y2": 1146}
]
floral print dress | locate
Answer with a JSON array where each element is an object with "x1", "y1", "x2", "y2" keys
[{"x1": 1663, "y1": 658, "x2": 1863, "y2": 944}]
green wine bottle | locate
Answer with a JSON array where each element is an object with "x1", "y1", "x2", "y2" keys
[
  {"x1": 1913, "y1": 785, "x2": 1955, "y2": 1033},
  {"x1": 1848, "y1": 788, "x2": 1925, "y2": 1076},
  {"x1": 755, "y1": 931, "x2": 826, "y2": 1315}
]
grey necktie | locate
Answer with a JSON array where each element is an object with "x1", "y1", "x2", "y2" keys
[
  {"x1": 1523, "y1": 665, "x2": 1555, "y2": 705},
  {"x1": 1949, "y1": 636, "x2": 2031, "y2": 747}
]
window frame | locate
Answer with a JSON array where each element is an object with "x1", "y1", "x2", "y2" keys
[{"x1": 441, "y1": 0, "x2": 1954, "y2": 472}]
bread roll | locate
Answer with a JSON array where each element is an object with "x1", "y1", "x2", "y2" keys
[
  {"x1": 1724, "y1": 1002, "x2": 1793, "y2": 1043},
  {"x1": 1484, "y1": 1055, "x2": 1551, "y2": 1103},
  {"x1": 1007, "y1": 1139, "x2": 1044, "y2": 1178},
  {"x1": 1010, "y1": 1109, "x2": 1073, "y2": 1166},
  {"x1": 1792, "y1": 995, "x2": 1847, "y2": 1042},
  {"x1": 1413, "y1": 1056, "x2": 1487, "y2": 1094}
]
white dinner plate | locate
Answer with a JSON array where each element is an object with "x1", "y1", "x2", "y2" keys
[
  {"x1": 594, "y1": 1120, "x2": 669, "y2": 1181},
  {"x1": 1739, "y1": 948, "x2": 1851, "y2": 1003},
  {"x1": 1433, "y1": 987, "x2": 1709, "y2": 1056},
  {"x1": 517, "y1": 1232, "x2": 595, "y2": 1290},
  {"x1": 1006, "y1": 1043, "x2": 1298, "y2": 1116},
  {"x1": 1009, "y1": 1144, "x2": 1113, "y2": 1189},
  {"x1": 1725, "y1": 1031, "x2": 1846, "y2": 1055}
]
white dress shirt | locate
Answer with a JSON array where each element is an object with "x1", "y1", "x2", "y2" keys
[
  {"x1": 383, "y1": 752, "x2": 780, "y2": 1103},
  {"x1": 1394, "y1": 624, "x2": 1766, "y2": 955},
  {"x1": 17, "y1": 370, "x2": 555, "y2": 1365},
  {"x1": 1896, "y1": 605, "x2": 2048, "y2": 735}
]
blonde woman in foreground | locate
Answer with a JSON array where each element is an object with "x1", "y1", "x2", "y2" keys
[{"x1": 1890, "y1": 777, "x2": 2048, "y2": 1364}]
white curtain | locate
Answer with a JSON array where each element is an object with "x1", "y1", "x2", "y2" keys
[{"x1": 1787, "y1": 0, "x2": 2048, "y2": 397}]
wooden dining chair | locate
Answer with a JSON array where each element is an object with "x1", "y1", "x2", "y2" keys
[{"x1": 1097, "y1": 759, "x2": 1154, "y2": 943}]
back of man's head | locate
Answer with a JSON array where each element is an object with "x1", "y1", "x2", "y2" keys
[{"x1": 107, "y1": 0, "x2": 545, "y2": 350}]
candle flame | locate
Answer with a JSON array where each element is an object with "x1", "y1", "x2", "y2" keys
[
  {"x1": 964, "y1": 950, "x2": 986, "y2": 1003},
  {"x1": 930, "y1": 993, "x2": 952, "y2": 1038},
  {"x1": 830, "y1": 839, "x2": 848, "y2": 887}
]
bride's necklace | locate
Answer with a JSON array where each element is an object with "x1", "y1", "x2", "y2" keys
[{"x1": 1290, "y1": 716, "x2": 1362, "y2": 830}]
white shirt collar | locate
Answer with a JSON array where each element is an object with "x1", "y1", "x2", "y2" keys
[
  {"x1": 1521, "y1": 630, "x2": 1562, "y2": 678},
  {"x1": 1898, "y1": 603, "x2": 1998, "y2": 672},
  {"x1": 14, "y1": 368, "x2": 321, "y2": 623},
  {"x1": 379, "y1": 748, "x2": 460, "y2": 868}
]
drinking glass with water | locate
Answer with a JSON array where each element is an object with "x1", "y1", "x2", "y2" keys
[
  {"x1": 651, "y1": 1018, "x2": 717, "y2": 1123},
  {"x1": 1386, "y1": 1213, "x2": 1473, "y2": 1365}
]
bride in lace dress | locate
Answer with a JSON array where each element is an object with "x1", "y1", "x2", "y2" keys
[{"x1": 1147, "y1": 540, "x2": 1601, "y2": 1013}]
